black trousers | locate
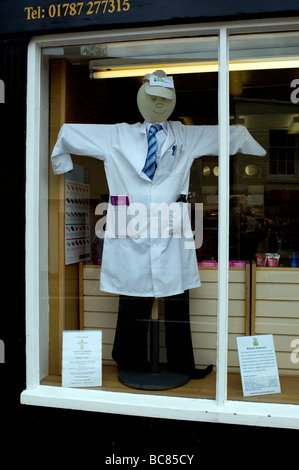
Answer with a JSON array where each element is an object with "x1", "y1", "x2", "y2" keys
[{"x1": 112, "y1": 290, "x2": 196, "y2": 374}]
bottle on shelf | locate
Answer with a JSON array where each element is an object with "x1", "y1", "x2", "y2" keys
[{"x1": 290, "y1": 252, "x2": 297, "y2": 268}]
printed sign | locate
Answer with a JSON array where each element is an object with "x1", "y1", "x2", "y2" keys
[
  {"x1": 1, "y1": 1, "x2": 299, "y2": 36},
  {"x1": 62, "y1": 330, "x2": 102, "y2": 388},
  {"x1": 237, "y1": 335, "x2": 281, "y2": 397},
  {"x1": 0, "y1": 0, "x2": 133, "y2": 35}
]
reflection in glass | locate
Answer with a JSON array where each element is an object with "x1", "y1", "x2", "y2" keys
[
  {"x1": 203, "y1": 166, "x2": 211, "y2": 176},
  {"x1": 245, "y1": 163, "x2": 258, "y2": 176},
  {"x1": 228, "y1": 30, "x2": 299, "y2": 405}
]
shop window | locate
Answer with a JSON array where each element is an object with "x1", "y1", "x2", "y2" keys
[
  {"x1": 229, "y1": 32, "x2": 299, "y2": 404},
  {"x1": 45, "y1": 35, "x2": 221, "y2": 401},
  {"x1": 22, "y1": 24, "x2": 299, "y2": 428}
]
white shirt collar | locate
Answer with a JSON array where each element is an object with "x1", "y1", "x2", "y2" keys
[{"x1": 145, "y1": 121, "x2": 168, "y2": 134}]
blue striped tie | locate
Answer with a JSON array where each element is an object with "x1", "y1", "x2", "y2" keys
[{"x1": 143, "y1": 124, "x2": 162, "y2": 180}]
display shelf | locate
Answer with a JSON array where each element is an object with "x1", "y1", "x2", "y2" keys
[
  {"x1": 252, "y1": 264, "x2": 299, "y2": 376},
  {"x1": 41, "y1": 365, "x2": 299, "y2": 404},
  {"x1": 79, "y1": 263, "x2": 250, "y2": 373},
  {"x1": 79, "y1": 262, "x2": 299, "y2": 378}
]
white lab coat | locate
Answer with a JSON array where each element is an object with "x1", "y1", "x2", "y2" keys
[{"x1": 51, "y1": 121, "x2": 265, "y2": 297}]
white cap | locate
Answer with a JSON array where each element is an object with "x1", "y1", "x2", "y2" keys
[{"x1": 143, "y1": 70, "x2": 175, "y2": 100}]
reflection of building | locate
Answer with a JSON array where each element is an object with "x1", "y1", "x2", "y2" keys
[{"x1": 188, "y1": 76, "x2": 299, "y2": 264}]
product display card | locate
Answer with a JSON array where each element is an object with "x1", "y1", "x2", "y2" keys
[
  {"x1": 65, "y1": 178, "x2": 90, "y2": 265},
  {"x1": 62, "y1": 330, "x2": 102, "y2": 388},
  {"x1": 236, "y1": 335, "x2": 281, "y2": 397}
]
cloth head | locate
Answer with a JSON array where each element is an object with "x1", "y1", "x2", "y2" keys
[{"x1": 137, "y1": 69, "x2": 176, "y2": 123}]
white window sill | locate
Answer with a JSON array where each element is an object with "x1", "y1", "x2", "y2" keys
[{"x1": 21, "y1": 385, "x2": 299, "y2": 429}]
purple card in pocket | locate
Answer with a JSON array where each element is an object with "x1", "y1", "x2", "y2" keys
[{"x1": 110, "y1": 195, "x2": 130, "y2": 206}]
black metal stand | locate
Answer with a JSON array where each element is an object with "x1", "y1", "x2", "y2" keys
[{"x1": 118, "y1": 305, "x2": 190, "y2": 391}]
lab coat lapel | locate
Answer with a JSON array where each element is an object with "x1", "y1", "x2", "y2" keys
[
  {"x1": 153, "y1": 122, "x2": 177, "y2": 180},
  {"x1": 161, "y1": 121, "x2": 176, "y2": 158}
]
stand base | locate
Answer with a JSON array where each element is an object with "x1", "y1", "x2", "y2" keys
[{"x1": 118, "y1": 364, "x2": 190, "y2": 391}]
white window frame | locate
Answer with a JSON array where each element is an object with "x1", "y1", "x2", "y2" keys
[{"x1": 22, "y1": 18, "x2": 299, "y2": 430}]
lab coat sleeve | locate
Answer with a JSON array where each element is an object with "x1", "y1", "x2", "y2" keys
[
  {"x1": 51, "y1": 123, "x2": 116, "y2": 175},
  {"x1": 185, "y1": 125, "x2": 266, "y2": 158},
  {"x1": 229, "y1": 126, "x2": 266, "y2": 156}
]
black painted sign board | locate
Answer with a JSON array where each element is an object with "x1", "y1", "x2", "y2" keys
[{"x1": 0, "y1": 0, "x2": 299, "y2": 37}]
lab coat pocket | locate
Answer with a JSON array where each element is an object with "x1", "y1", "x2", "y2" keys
[
  {"x1": 105, "y1": 200, "x2": 129, "y2": 238},
  {"x1": 168, "y1": 202, "x2": 192, "y2": 238},
  {"x1": 107, "y1": 206, "x2": 134, "y2": 238},
  {"x1": 158, "y1": 147, "x2": 176, "y2": 174},
  {"x1": 106, "y1": 199, "x2": 145, "y2": 239},
  {"x1": 172, "y1": 157, "x2": 185, "y2": 176}
]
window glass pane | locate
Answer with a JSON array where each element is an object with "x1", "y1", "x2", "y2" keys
[
  {"x1": 43, "y1": 36, "x2": 219, "y2": 400},
  {"x1": 228, "y1": 32, "x2": 299, "y2": 404}
]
